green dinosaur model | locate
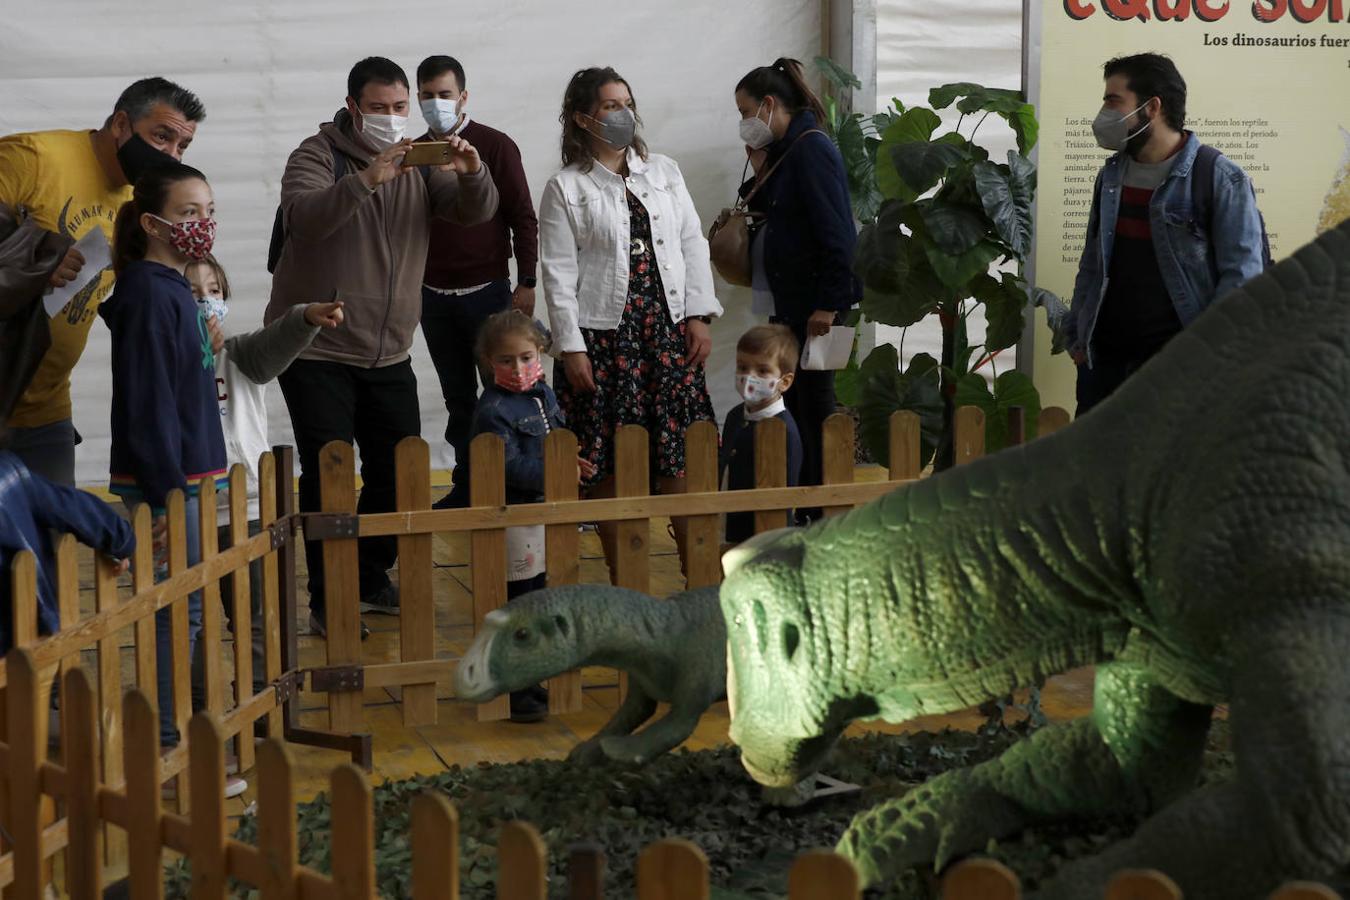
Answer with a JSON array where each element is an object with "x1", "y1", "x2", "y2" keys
[
  {"x1": 455, "y1": 584, "x2": 726, "y2": 766},
  {"x1": 719, "y1": 221, "x2": 1350, "y2": 899}
]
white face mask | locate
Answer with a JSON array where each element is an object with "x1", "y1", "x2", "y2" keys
[
  {"x1": 198, "y1": 295, "x2": 228, "y2": 325},
  {"x1": 739, "y1": 100, "x2": 774, "y2": 150},
  {"x1": 358, "y1": 111, "x2": 407, "y2": 151},
  {"x1": 420, "y1": 97, "x2": 462, "y2": 136},
  {"x1": 736, "y1": 372, "x2": 781, "y2": 405}
]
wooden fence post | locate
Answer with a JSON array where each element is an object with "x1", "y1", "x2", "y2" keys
[
  {"x1": 411, "y1": 793, "x2": 459, "y2": 900},
  {"x1": 54, "y1": 535, "x2": 80, "y2": 738},
  {"x1": 544, "y1": 429, "x2": 584, "y2": 714},
  {"x1": 188, "y1": 714, "x2": 228, "y2": 899},
  {"x1": 941, "y1": 858, "x2": 1020, "y2": 900},
  {"x1": 469, "y1": 433, "x2": 510, "y2": 723},
  {"x1": 131, "y1": 505, "x2": 157, "y2": 707},
  {"x1": 396, "y1": 437, "x2": 437, "y2": 727},
  {"x1": 752, "y1": 417, "x2": 788, "y2": 535},
  {"x1": 123, "y1": 689, "x2": 163, "y2": 900},
  {"x1": 498, "y1": 821, "x2": 547, "y2": 900},
  {"x1": 787, "y1": 850, "x2": 858, "y2": 899},
  {"x1": 64, "y1": 668, "x2": 101, "y2": 900},
  {"x1": 6, "y1": 647, "x2": 43, "y2": 900},
  {"x1": 1104, "y1": 870, "x2": 1182, "y2": 899},
  {"x1": 567, "y1": 844, "x2": 606, "y2": 900},
  {"x1": 330, "y1": 765, "x2": 374, "y2": 900},
  {"x1": 613, "y1": 425, "x2": 651, "y2": 702},
  {"x1": 94, "y1": 547, "x2": 127, "y2": 861},
  {"x1": 952, "y1": 406, "x2": 986, "y2": 466},
  {"x1": 318, "y1": 440, "x2": 364, "y2": 735},
  {"x1": 258, "y1": 451, "x2": 284, "y2": 739},
  {"x1": 636, "y1": 839, "x2": 708, "y2": 900},
  {"x1": 256, "y1": 740, "x2": 298, "y2": 900},
  {"x1": 1038, "y1": 406, "x2": 1072, "y2": 438},
  {"x1": 198, "y1": 478, "x2": 224, "y2": 721},
  {"x1": 227, "y1": 464, "x2": 256, "y2": 771},
  {"x1": 821, "y1": 414, "x2": 856, "y2": 519},
  {"x1": 682, "y1": 422, "x2": 721, "y2": 589},
  {"x1": 888, "y1": 411, "x2": 922, "y2": 481}
]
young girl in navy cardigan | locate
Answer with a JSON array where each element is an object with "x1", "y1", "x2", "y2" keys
[{"x1": 448, "y1": 310, "x2": 595, "y2": 721}]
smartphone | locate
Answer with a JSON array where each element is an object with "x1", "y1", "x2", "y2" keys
[{"x1": 401, "y1": 141, "x2": 453, "y2": 167}]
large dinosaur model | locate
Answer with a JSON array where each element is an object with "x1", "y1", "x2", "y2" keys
[
  {"x1": 455, "y1": 584, "x2": 726, "y2": 766},
  {"x1": 719, "y1": 221, "x2": 1350, "y2": 899}
]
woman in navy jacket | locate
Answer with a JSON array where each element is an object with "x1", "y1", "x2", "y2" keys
[{"x1": 734, "y1": 59, "x2": 859, "y2": 521}]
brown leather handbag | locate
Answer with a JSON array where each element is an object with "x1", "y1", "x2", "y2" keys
[{"x1": 707, "y1": 129, "x2": 826, "y2": 287}]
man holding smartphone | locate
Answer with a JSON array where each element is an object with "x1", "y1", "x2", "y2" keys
[
  {"x1": 266, "y1": 56, "x2": 499, "y2": 637},
  {"x1": 413, "y1": 55, "x2": 540, "y2": 503}
]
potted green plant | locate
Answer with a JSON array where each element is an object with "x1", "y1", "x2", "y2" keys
[{"x1": 814, "y1": 61, "x2": 1045, "y2": 470}]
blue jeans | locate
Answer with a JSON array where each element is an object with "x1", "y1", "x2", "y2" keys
[
  {"x1": 138, "y1": 495, "x2": 204, "y2": 748},
  {"x1": 7, "y1": 418, "x2": 76, "y2": 486}
]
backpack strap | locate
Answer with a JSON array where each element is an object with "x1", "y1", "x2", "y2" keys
[{"x1": 1190, "y1": 143, "x2": 1220, "y2": 230}]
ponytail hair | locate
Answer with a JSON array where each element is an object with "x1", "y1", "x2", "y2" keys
[
  {"x1": 112, "y1": 162, "x2": 208, "y2": 274},
  {"x1": 735, "y1": 57, "x2": 827, "y2": 125}
]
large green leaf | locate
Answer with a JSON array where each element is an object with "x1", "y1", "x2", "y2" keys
[
  {"x1": 929, "y1": 83, "x2": 1019, "y2": 112},
  {"x1": 876, "y1": 108, "x2": 942, "y2": 201},
  {"x1": 973, "y1": 151, "x2": 1036, "y2": 260},
  {"x1": 857, "y1": 346, "x2": 944, "y2": 467},
  {"x1": 1006, "y1": 102, "x2": 1039, "y2": 155},
  {"x1": 852, "y1": 201, "x2": 911, "y2": 294},
  {"x1": 813, "y1": 55, "x2": 862, "y2": 91},
  {"x1": 889, "y1": 140, "x2": 966, "y2": 198},
  {"x1": 971, "y1": 273, "x2": 1030, "y2": 354},
  {"x1": 919, "y1": 202, "x2": 989, "y2": 257},
  {"x1": 923, "y1": 239, "x2": 1001, "y2": 292},
  {"x1": 953, "y1": 369, "x2": 1041, "y2": 452},
  {"x1": 861, "y1": 285, "x2": 936, "y2": 329}
]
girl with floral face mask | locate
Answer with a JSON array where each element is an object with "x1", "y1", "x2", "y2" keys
[{"x1": 102, "y1": 163, "x2": 237, "y2": 789}]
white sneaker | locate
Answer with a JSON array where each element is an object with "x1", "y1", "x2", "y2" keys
[{"x1": 225, "y1": 775, "x2": 248, "y2": 799}]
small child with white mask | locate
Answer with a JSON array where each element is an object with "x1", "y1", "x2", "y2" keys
[{"x1": 719, "y1": 324, "x2": 804, "y2": 545}]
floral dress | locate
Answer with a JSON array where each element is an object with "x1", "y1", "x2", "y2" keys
[{"x1": 554, "y1": 190, "x2": 715, "y2": 484}]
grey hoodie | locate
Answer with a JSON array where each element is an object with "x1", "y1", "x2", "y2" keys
[{"x1": 264, "y1": 110, "x2": 499, "y2": 367}]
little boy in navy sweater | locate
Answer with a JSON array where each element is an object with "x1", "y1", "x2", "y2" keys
[{"x1": 720, "y1": 325, "x2": 803, "y2": 545}]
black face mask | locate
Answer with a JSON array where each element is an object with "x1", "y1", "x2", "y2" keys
[{"x1": 115, "y1": 132, "x2": 178, "y2": 185}]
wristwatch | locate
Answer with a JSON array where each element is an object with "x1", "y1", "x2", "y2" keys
[
  {"x1": 519, "y1": 275, "x2": 537, "y2": 289},
  {"x1": 689, "y1": 314, "x2": 713, "y2": 324}
]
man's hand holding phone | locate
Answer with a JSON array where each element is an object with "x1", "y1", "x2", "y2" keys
[{"x1": 358, "y1": 139, "x2": 415, "y2": 191}]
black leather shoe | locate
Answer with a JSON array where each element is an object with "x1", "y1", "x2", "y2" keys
[{"x1": 359, "y1": 583, "x2": 400, "y2": 615}]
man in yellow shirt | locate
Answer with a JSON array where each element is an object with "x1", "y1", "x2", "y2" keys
[{"x1": 0, "y1": 77, "x2": 206, "y2": 484}]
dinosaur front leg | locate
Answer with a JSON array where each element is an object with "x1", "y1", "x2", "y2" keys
[
  {"x1": 599, "y1": 706, "x2": 703, "y2": 765},
  {"x1": 568, "y1": 688, "x2": 658, "y2": 765},
  {"x1": 1032, "y1": 619, "x2": 1350, "y2": 900},
  {"x1": 839, "y1": 661, "x2": 1212, "y2": 887}
]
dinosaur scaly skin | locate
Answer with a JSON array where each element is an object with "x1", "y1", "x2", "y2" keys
[
  {"x1": 720, "y1": 222, "x2": 1350, "y2": 898},
  {"x1": 455, "y1": 584, "x2": 725, "y2": 765}
]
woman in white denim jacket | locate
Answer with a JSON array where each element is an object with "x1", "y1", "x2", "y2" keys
[{"x1": 539, "y1": 66, "x2": 722, "y2": 574}]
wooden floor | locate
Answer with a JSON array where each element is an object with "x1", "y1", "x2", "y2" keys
[{"x1": 71, "y1": 468, "x2": 1097, "y2": 831}]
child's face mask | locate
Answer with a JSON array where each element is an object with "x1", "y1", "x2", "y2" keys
[
  {"x1": 494, "y1": 358, "x2": 544, "y2": 393},
  {"x1": 735, "y1": 372, "x2": 782, "y2": 405},
  {"x1": 198, "y1": 295, "x2": 228, "y2": 325}
]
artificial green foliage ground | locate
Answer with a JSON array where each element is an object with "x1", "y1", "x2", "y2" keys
[{"x1": 165, "y1": 713, "x2": 1237, "y2": 899}]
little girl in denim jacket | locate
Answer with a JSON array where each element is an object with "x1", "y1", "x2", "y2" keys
[{"x1": 446, "y1": 310, "x2": 595, "y2": 720}]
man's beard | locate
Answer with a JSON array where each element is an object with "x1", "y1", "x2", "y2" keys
[{"x1": 1124, "y1": 110, "x2": 1154, "y2": 158}]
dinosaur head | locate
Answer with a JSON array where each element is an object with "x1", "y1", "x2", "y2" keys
[
  {"x1": 720, "y1": 528, "x2": 852, "y2": 788},
  {"x1": 455, "y1": 585, "x2": 588, "y2": 702}
]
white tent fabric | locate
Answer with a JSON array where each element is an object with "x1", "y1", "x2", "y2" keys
[
  {"x1": 0, "y1": 2, "x2": 818, "y2": 485},
  {"x1": 871, "y1": 1, "x2": 1023, "y2": 373}
]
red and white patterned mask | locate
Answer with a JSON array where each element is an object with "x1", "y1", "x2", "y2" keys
[
  {"x1": 152, "y1": 215, "x2": 217, "y2": 261},
  {"x1": 493, "y1": 359, "x2": 544, "y2": 393}
]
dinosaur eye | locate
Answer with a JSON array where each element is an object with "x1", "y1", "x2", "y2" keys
[
  {"x1": 782, "y1": 622, "x2": 800, "y2": 662},
  {"x1": 514, "y1": 628, "x2": 530, "y2": 642}
]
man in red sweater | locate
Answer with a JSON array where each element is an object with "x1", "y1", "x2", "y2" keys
[{"x1": 415, "y1": 55, "x2": 539, "y2": 499}]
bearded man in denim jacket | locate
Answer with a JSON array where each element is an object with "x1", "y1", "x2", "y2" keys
[{"x1": 1066, "y1": 53, "x2": 1267, "y2": 415}]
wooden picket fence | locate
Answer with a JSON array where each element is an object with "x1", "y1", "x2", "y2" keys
[
  {"x1": 303, "y1": 407, "x2": 1052, "y2": 727},
  {"x1": 1, "y1": 656, "x2": 1342, "y2": 899}
]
